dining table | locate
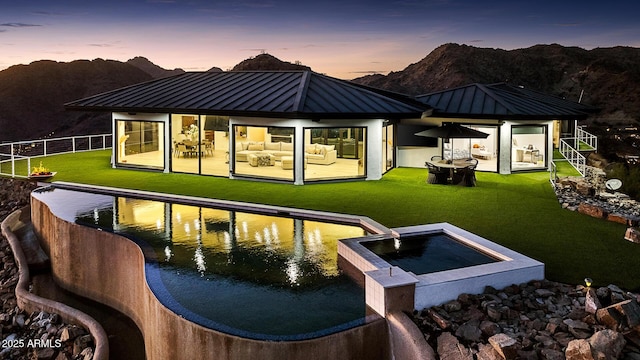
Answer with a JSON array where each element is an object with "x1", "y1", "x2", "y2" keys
[{"x1": 426, "y1": 159, "x2": 477, "y2": 185}]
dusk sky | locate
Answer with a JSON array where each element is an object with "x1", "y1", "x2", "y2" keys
[{"x1": 1, "y1": 0, "x2": 639, "y2": 79}]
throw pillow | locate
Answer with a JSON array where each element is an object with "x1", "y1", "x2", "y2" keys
[
  {"x1": 247, "y1": 144, "x2": 263, "y2": 151},
  {"x1": 306, "y1": 144, "x2": 316, "y2": 154},
  {"x1": 282, "y1": 142, "x2": 293, "y2": 151},
  {"x1": 265, "y1": 142, "x2": 280, "y2": 151}
]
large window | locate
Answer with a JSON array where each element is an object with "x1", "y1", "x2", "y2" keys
[
  {"x1": 304, "y1": 127, "x2": 366, "y2": 181},
  {"x1": 511, "y1": 125, "x2": 547, "y2": 171},
  {"x1": 171, "y1": 114, "x2": 229, "y2": 176},
  {"x1": 445, "y1": 125, "x2": 498, "y2": 172},
  {"x1": 232, "y1": 125, "x2": 295, "y2": 181},
  {"x1": 116, "y1": 119, "x2": 164, "y2": 169}
]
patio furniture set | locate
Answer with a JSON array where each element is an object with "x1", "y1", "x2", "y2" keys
[{"x1": 426, "y1": 156, "x2": 478, "y2": 186}]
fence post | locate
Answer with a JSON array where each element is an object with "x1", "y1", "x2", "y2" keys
[
  {"x1": 89, "y1": 135, "x2": 92, "y2": 151},
  {"x1": 44, "y1": 140, "x2": 48, "y2": 156},
  {"x1": 72, "y1": 137, "x2": 76, "y2": 153}
]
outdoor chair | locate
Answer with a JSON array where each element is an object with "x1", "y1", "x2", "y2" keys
[
  {"x1": 426, "y1": 162, "x2": 449, "y2": 184},
  {"x1": 454, "y1": 165, "x2": 477, "y2": 187},
  {"x1": 431, "y1": 155, "x2": 443, "y2": 162}
]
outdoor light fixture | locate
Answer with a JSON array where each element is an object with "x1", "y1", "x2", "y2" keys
[{"x1": 584, "y1": 278, "x2": 593, "y2": 287}]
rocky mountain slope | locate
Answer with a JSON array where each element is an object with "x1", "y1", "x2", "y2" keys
[
  {"x1": 232, "y1": 53, "x2": 311, "y2": 72},
  {"x1": 2, "y1": 44, "x2": 639, "y2": 143},
  {"x1": 352, "y1": 43, "x2": 640, "y2": 123},
  {"x1": 0, "y1": 59, "x2": 155, "y2": 142}
]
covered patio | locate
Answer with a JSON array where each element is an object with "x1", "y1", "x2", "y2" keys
[{"x1": 397, "y1": 83, "x2": 598, "y2": 174}]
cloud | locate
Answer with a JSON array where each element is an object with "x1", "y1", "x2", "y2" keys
[
  {"x1": 0, "y1": 23, "x2": 42, "y2": 27},
  {"x1": 468, "y1": 39, "x2": 483, "y2": 43},
  {"x1": 88, "y1": 43, "x2": 115, "y2": 48}
]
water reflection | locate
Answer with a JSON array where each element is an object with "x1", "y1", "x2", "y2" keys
[
  {"x1": 74, "y1": 197, "x2": 366, "y2": 288},
  {"x1": 34, "y1": 188, "x2": 368, "y2": 338}
]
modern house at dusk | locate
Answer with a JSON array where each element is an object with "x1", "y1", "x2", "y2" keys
[{"x1": 65, "y1": 71, "x2": 596, "y2": 184}]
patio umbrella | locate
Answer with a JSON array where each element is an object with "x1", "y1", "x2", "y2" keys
[
  {"x1": 414, "y1": 123, "x2": 489, "y2": 139},
  {"x1": 415, "y1": 123, "x2": 489, "y2": 160}
]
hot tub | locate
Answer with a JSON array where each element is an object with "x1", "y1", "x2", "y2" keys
[{"x1": 339, "y1": 223, "x2": 545, "y2": 310}]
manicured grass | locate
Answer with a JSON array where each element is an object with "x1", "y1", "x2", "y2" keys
[{"x1": 14, "y1": 150, "x2": 640, "y2": 291}]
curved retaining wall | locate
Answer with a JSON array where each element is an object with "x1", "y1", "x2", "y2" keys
[
  {"x1": 1, "y1": 207, "x2": 109, "y2": 360},
  {"x1": 31, "y1": 195, "x2": 390, "y2": 360}
]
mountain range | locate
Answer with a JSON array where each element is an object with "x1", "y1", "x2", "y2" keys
[{"x1": 1, "y1": 44, "x2": 639, "y2": 143}]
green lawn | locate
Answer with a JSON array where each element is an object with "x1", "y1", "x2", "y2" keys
[{"x1": 13, "y1": 150, "x2": 640, "y2": 291}]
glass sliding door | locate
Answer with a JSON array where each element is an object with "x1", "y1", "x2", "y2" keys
[
  {"x1": 511, "y1": 125, "x2": 547, "y2": 171},
  {"x1": 115, "y1": 119, "x2": 164, "y2": 169},
  {"x1": 304, "y1": 127, "x2": 366, "y2": 181},
  {"x1": 171, "y1": 114, "x2": 230, "y2": 176},
  {"x1": 171, "y1": 114, "x2": 200, "y2": 174}
]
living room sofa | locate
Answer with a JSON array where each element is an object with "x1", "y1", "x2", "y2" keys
[
  {"x1": 304, "y1": 143, "x2": 337, "y2": 165},
  {"x1": 235, "y1": 141, "x2": 337, "y2": 165}
]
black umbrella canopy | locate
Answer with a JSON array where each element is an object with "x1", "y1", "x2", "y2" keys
[{"x1": 415, "y1": 123, "x2": 489, "y2": 139}]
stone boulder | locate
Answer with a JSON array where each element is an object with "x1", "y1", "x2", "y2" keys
[
  {"x1": 625, "y1": 227, "x2": 640, "y2": 244},
  {"x1": 437, "y1": 332, "x2": 473, "y2": 360}
]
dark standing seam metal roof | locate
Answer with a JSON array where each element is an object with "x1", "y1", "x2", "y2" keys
[
  {"x1": 415, "y1": 83, "x2": 598, "y2": 120},
  {"x1": 65, "y1": 71, "x2": 429, "y2": 119}
]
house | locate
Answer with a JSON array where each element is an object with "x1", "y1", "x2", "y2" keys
[
  {"x1": 66, "y1": 74, "x2": 596, "y2": 183},
  {"x1": 65, "y1": 71, "x2": 429, "y2": 184},
  {"x1": 401, "y1": 83, "x2": 597, "y2": 174}
]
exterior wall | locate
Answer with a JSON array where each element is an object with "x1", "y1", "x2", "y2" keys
[
  {"x1": 396, "y1": 146, "x2": 440, "y2": 168},
  {"x1": 31, "y1": 195, "x2": 391, "y2": 360}
]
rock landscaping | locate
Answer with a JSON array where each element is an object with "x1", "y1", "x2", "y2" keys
[
  {"x1": 412, "y1": 279, "x2": 640, "y2": 360},
  {"x1": 554, "y1": 166, "x2": 640, "y2": 226},
  {"x1": 1, "y1": 179, "x2": 96, "y2": 360}
]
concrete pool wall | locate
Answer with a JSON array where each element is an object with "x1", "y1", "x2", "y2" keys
[
  {"x1": 340, "y1": 223, "x2": 545, "y2": 310},
  {"x1": 31, "y1": 186, "x2": 391, "y2": 360}
]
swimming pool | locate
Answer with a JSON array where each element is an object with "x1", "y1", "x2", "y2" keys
[{"x1": 32, "y1": 187, "x2": 372, "y2": 340}]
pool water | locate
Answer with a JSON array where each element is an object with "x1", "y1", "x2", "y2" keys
[
  {"x1": 32, "y1": 188, "x2": 369, "y2": 340},
  {"x1": 362, "y1": 233, "x2": 499, "y2": 275}
]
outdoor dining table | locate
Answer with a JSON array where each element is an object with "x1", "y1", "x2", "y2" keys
[{"x1": 426, "y1": 159, "x2": 477, "y2": 186}]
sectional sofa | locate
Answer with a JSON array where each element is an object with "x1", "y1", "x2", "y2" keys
[{"x1": 235, "y1": 141, "x2": 337, "y2": 165}]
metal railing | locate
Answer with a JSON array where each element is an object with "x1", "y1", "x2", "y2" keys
[
  {"x1": 0, "y1": 134, "x2": 112, "y2": 178},
  {"x1": 576, "y1": 126, "x2": 598, "y2": 151},
  {"x1": 559, "y1": 138, "x2": 586, "y2": 176},
  {"x1": 549, "y1": 161, "x2": 558, "y2": 185}
]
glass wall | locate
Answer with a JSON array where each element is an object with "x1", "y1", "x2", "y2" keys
[
  {"x1": 511, "y1": 125, "x2": 547, "y2": 171},
  {"x1": 232, "y1": 125, "x2": 295, "y2": 181},
  {"x1": 445, "y1": 125, "x2": 498, "y2": 172},
  {"x1": 304, "y1": 127, "x2": 366, "y2": 181},
  {"x1": 171, "y1": 114, "x2": 229, "y2": 176},
  {"x1": 115, "y1": 119, "x2": 164, "y2": 169}
]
